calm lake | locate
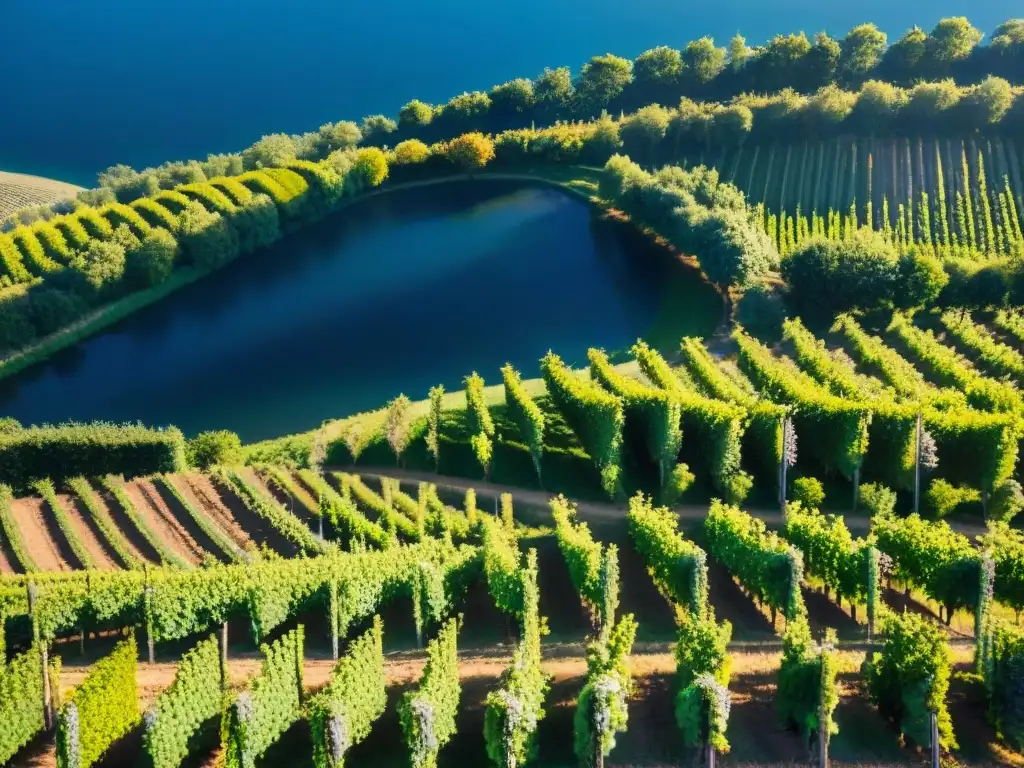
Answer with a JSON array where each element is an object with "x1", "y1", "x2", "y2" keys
[
  {"x1": 0, "y1": 0, "x2": 1011, "y2": 185},
  {"x1": 0, "y1": 181, "x2": 721, "y2": 440}
]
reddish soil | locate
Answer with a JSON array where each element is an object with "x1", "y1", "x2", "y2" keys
[
  {"x1": 122, "y1": 480, "x2": 204, "y2": 566},
  {"x1": 51, "y1": 493, "x2": 118, "y2": 570},
  {"x1": 9, "y1": 498, "x2": 71, "y2": 571},
  {"x1": 175, "y1": 474, "x2": 255, "y2": 552},
  {"x1": 204, "y1": 472, "x2": 299, "y2": 557}
]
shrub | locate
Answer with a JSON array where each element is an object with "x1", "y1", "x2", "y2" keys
[
  {"x1": 501, "y1": 364, "x2": 544, "y2": 480},
  {"x1": 782, "y1": 230, "x2": 898, "y2": 317},
  {"x1": 894, "y1": 251, "x2": 949, "y2": 310},
  {"x1": 393, "y1": 140, "x2": 431, "y2": 165},
  {"x1": 444, "y1": 133, "x2": 496, "y2": 171},
  {"x1": 982, "y1": 619, "x2": 1024, "y2": 750},
  {"x1": 665, "y1": 463, "x2": 696, "y2": 506},
  {"x1": 792, "y1": 477, "x2": 825, "y2": 508},
  {"x1": 736, "y1": 280, "x2": 787, "y2": 337},
  {"x1": 925, "y1": 478, "x2": 981, "y2": 518},
  {"x1": 858, "y1": 482, "x2": 897, "y2": 517},
  {"x1": 188, "y1": 430, "x2": 243, "y2": 469},
  {"x1": 71, "y1": 239, "x2": 127, "y2": 293},
  {"x1": 350, "y1": 148, "x2": 389, "y2": 189},
  {"x1": 777, "y1": 616, "x2": 839, "y2": 746},
  {"x1": 0, "y1": 423, "x2": 186, "y2": 492}
]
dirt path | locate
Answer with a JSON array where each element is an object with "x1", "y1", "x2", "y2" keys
[
  {"x1": 52, "y1": 493, "x2": 118, "y2": 570},
  {"x1": 0, "y1": 539, "x2": 14, "y2": 573},
  {"x1": 9, "y1": 498, "x2": 71, "y2": 572},
  {"x1": 353, "y1": 466, "x2": 989, "y2": 539},
  {"x1": 175, "y1": 474, "x2": 255, "y2": 552},
  {"x1": 122, "y1": 480, "x2": 205, "y2": 566}
]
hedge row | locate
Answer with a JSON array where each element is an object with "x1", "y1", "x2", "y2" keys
[
  {"x1": 340, "y1": 473, "x2": 419, "y2": 540},
  {"x1": 481, "y1": 516, "x2": 524, "y2": 619},
  {"x1": 864, "y1": 611, "x2": 956, "y2": 749},
  {"x1": 550, "y1": 495, "x2": 605, "y2": 622},
  {"x1": 56, "y1": 635, "x2": 140, "y2": 768},
  {"x1": 0, "y1": 423, "x2": 186, "y2": 493},
  {"x1": 981, "y1": 618, "x2": 1024, "y2": 751},
  {"x1": 630, "y1": 341, "x2": 747, "y2": 497},
  {"x1": 0, "y1": 643, "x2": 48, "y2": 764},
  {"x1": 308, "y1": 617, "x2": 387, "y2": 768},
  {"x1": 399, "y1": 616, "x2": 462, "y2": 768},
  {"x1": 221, "y1": 627, "x2": 305, "y2": 768},
  {"x1": 541, "y1": 351, "x2": 624, "y2": 498},
  {"x1": 484, "y1": 549, "x2": 548, "y2": 768},
  {"x1": 626, "y1": 493, "x2": 708, "y2": 616},
  {"x1": 705, "y1": 500, "x2": 805, "y2": 623},
  {"x1": 677, "y1": 337, "x2": 785, "y2": 484},
  {"x1": 297, "y1": 470, "x2": 392, "y2": 550},
  {"x1": 142, "y1": 634, "x2": 222, "y2": 768},
  {"x1": 501, "y1": 364, "x2": 545, "y2": 481}
]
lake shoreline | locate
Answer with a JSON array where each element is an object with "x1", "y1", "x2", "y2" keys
[{"x1": 0, "y1": 168, "x2": 603, "y2": 386}]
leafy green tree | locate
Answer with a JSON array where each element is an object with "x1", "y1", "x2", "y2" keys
[
  {"x1": 805, "y1": 32, "x2": 841, "y2": 89},
  {"x1": 440, "y1": 91, "x2": 491, "y2": 131},
  {"x1": 177, "y1": 201, "x2": 239, "y2": 269},
  {"x1": 233, "y1": 194, "x2": 281, "y2": 253},
  {"x1": 576, "y1": 54, "x2": 633, "y2": 114},
  {"x1": 894, "y1": 251, "x2": 949, "y2": 310},
  {"x1": 188, "y1": 430, "x2": 243, "y2": 469},
  {"x1": 883, "y1": 26, "x2": 928, "y2": 83},
  {"x1": 710, "y1": 104, "x2": 753, "y2": 147},
  {"x1": 72, "y1": 239, "x2": 126, "y2": 292},
  {"x1": 533, "y1": 67, "x2": 574, "y2": 118},
  {"x1": 633, "y1": 46, "x2": 682, "y2": 103},
  {"x1": 926, "y1": 17, "x2": 983, "y2": 67},
  {"x1": 351, "y1": 147, "x2": 390, "y2": 188},
  {"x1": 754, "y1": 33, "x2": 811, "y2": 92},
  {"x1": 682, "y1": 37, "x2": 726, "y2": 87},
  {"x1": 900, "y1": 79, "x2": 962, "y2": 127},
  {"x1": 782, "y1": 230, "x2": 898, "y2": 316},
  {"x1": 957, "y1": 76, "x2": 1014, "y2": 129},
  {"x1": 848, "y1": 79, "x2": 908, "y2": 134},
  {"x1": 316, "y1": 121, "x2": 362, "y2": 154},
  {"x1": 359, "y1": 115, "x2": 398, "y2": 146},
  {"x1": 695, "y1": 210, "x2": 780, "y2": 290},
  {"x1": 398, "y1": 100, "x2": 435, "y2": 130},
  {"x1": 620, "y1": 105, "x2": 671, "y2": 161},
  {"x1": 444, "y1": 133, "x2": 496, "y2": 171},
  {"x1": 802, "y1": 84, "x2": 856, "y2": 137},
  {"x1": 242, "y1": 133, "x2": 298, "y2": 169},
  {"x1": 126, "y1": 227, "x2": 177, "y2": 288},
  {"x1": 728, "y1": 34, "x2": 751, "y2": 71},
  {"x1": 839, "y1": 23, "x2": 887, "y2": 83},
  {"x1": 393, "y1": 139, "x2": 431, "y2": 165},
  {"x1": 489, "y1": 78, "x2": 535, "y2": 120},
  {"x1": 582, "y1": 111, "x2": 623, "y2": 163}
]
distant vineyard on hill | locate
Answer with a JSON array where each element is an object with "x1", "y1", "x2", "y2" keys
[
  {"x1": 0, "y1": 172, "x2": 82, "y2": 221},
  {"x1": 676, "y1": 135, "x2": 1024, "y2": 256}
]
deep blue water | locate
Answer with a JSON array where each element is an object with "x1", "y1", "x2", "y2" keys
[
  {"x1": 0, "y1": 181, "x2": 721, "y2": 440},
  {"x1": 1, "y1": 0, "x2": 1012, "y2": 186}
]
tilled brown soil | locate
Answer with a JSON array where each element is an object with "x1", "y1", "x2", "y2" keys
[
  {"x1": 52, "y1": 493, "x2": 119, "y2": 570},
  {"x1": 9, "y1": 497, "x2": 71, "y2": 572},
  {"x1": 124, "y1": 479, "x2": 205, "y2": 566}
]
